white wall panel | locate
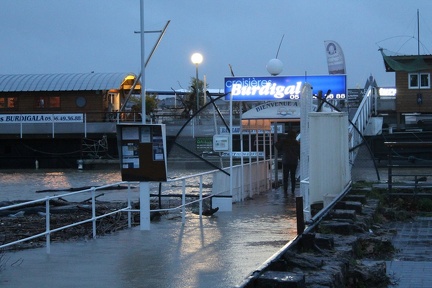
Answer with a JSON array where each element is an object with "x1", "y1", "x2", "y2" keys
[{"x1": 309, "y1": 112, "x2": 350, "y2": 205}]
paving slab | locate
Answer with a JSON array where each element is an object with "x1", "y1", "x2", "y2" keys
[{"x1": 386, "y1": 217, "x2": 432, "y2": 287}]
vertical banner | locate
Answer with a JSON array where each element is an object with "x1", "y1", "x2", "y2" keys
[{"x1": 324, "y1": 40, "x2": 346, "y2": 74}]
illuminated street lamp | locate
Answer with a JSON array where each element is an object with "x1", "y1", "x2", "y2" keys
[
  {"x1": 191, "y1": 53, "x2": 203, "y2": 112},
  {"x1": 266, "y1": 58, "x2": 283, "y2": 76}
]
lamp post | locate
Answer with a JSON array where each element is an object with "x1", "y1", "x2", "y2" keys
[
  {"x1": 139, "y1": 0, "x2": 146, "y2": 124},
  {"x1": 266, "y1": 58, "x2": 284, "y2": 188},
  {"x1": 191, "y1": 53, "x2": 203, "y2": 113}
]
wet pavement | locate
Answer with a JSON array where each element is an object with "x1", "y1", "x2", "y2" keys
[
  {"x1": 385, "y1": 217, "x2": 432, "y2": 287},
  {"x1": 353, "y1": 151, "x2": 432, "y2": 288},
  {"x1": 0, "y1": 185, "x2": 298, "y2": 288}
]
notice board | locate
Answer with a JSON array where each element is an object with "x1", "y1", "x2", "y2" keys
[{"x1": 117, "y1": 124, "x2": 167, "y2": 182}]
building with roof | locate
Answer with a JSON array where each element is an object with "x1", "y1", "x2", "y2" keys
[
  {"x1": 380, "y1": 49, "x2": 432, "y2": 128},
  {"x1": 0, "y1": 72, "x2": 141, "y2": 168}
]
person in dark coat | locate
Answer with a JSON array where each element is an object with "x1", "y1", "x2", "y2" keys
[{"x1": 275, "y1": 130, "x2": 300, "y2": 194}]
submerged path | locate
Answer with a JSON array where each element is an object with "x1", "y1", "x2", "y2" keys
[{"x1": 0, "y1": 187, "x2": 297, "y2": 288}]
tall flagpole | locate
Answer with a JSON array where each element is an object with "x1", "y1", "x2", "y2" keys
[
  {"x1": 138, "y1": 0, "x2": 150, "y2": 231},
  {"x1": 417, "y1": 9, "x2": 420, "y2": 56},
  {"x1": 140, "y1": 0, "x2": 146, "y2": 123}
]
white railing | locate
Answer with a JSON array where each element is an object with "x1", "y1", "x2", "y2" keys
[
  {"x1": 0, "y1": 112, "x2": 134, "y2": 138},
  {"x1": 0, "y1": 183, "x2": 134, "y2": 254},
  {"x1": 348, "y1": 85, "x2": 376, "y2": 165},
  {"x1": 212, "y1": 159, "x2": 272, "y2": 202},
  {"x1": 0, "y1": 160, "x2": 271, "y2": 253}
]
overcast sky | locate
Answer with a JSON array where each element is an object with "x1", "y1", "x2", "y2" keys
[{"x1": 1, "y1": 1, "x2": 431, "y2": 91}]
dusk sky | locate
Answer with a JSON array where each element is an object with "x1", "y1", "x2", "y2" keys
[{"x1": 1, "y1": 1, "x2": 431, "y2": 91}]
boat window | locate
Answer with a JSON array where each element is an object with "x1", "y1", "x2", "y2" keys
[
  {"x1": 35, "y1": 96, "x2": 60, "y2": 109},
  {"x1": 0, "y1": 96, "x2": 18, "y2": 110}
]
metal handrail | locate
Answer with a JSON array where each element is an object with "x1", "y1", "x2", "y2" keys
[
  {"x1": 348, "y1": 85, "x2": 375, "y2": 164},
  {"x1": 0, "y1": 184, "x2": 134, "y2": 253}
]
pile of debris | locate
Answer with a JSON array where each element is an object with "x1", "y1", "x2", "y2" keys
[
  {"x1": 241, "y1": 187, "x2": 397, "y2": 288},
  {"x1": 0, "y1": 198, "x2": 133, "y2": 251}
]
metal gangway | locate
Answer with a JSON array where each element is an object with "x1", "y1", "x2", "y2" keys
[{"x1": 348, "y1": 84, "x2": 378, "y2": 167}]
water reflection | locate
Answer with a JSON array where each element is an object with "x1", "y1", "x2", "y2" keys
[
  {"x1": 41, "y1": 172, "x2": 70, "y2": 190},
  {"x1": 0, "y1": 169, "x2": 123, "y2": 201},
  {"x1": 0, "y1": 168, "x2": 215, "y2": 204}
]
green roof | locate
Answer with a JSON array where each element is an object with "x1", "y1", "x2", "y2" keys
[{"x1": 381, "y1": 49, "x2": 432, "y2": 72}]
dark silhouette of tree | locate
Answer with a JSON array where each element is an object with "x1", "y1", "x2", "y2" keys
[
  {"x1": 130, "y1": 93, "x2": 159, "y2": 119},
  {"x1": 178, "y1": 77, "x2": 207, "y2": 118}
]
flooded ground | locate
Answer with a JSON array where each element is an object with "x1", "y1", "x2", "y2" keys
[
  {"x1": 0, "y1": 168, "x2": 297, "y2": 288},
  {"x1": 0, "y1": 168, "x2": 214, "y2": 203},
  {"x1": 0, "y1": 169, "x2": 123, "y2": 201}
]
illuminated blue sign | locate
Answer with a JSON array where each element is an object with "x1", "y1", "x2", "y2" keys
[{"x1": 224, "y1": 75, "x2": 346, "y2": 101}]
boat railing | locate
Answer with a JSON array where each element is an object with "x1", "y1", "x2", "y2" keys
[
  {"x1": 0, "y1": 110, "x2": 237, "y2": 138},
  {"x1": 0, "y1": 111, "x2": 144, "y2": 138}
]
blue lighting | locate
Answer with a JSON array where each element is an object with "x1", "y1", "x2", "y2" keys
[{"x1": 224, "y1": 75, "x2": 347, "y2": 101}]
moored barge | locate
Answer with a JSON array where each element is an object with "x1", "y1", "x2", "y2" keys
[{"x1": 0, "y1": 72, "x2": 141, "y2": 168}]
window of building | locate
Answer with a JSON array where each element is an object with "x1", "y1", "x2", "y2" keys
[
  {"x1": 49, "y1": 96, "x2": 61, "y2": 108},
  {"x1": 408, "y1": 73, "x2": 430, "y2": 89},
  {"x1": 35, "y1": 96, "x2": 61, "y2": 109},
  {"x1": 0, "y1": 96, "x2": 18, "y2": 110},
  {"x1": 420, "y1": 74, "x2": 430, "y2": 88}
]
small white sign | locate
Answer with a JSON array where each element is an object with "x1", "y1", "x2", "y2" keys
[
  {"x1": 0, "y1": 113, "x2": 84, "y2": 123},
  {"x1": 213, "y1": 134, "x2": 230, "y2": 152}
]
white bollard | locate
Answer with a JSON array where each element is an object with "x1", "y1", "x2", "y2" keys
[
  {"x1": 77, "y1": 159, "x2": 84, "y2": 170},
  {"x1": 140, "y1": 182, "x2": 150, "y2": 230}
]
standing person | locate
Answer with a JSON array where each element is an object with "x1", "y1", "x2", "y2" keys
[{"x1": 275, "y1": 130, "x2": 300, "y2": 194}]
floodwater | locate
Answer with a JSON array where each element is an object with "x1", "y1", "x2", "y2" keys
[
  {"x1": 0, "y1": 169, "x2": 122, "y2": 201},
  {"x1": 0, "y1": 168, "x2": 298, "y2": 288},
  {"x1": 0, "y1": 168, "x2": 213, "y2": 203}
]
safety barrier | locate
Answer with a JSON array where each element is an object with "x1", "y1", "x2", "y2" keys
[
  {"x1": 348, "y1": 85, "x2": 376, "y2": 165},
  {"x1": 0, "y1": 183, "x2": 133, "y2": 254},
  {"x1": 212, "y1": 159, "x2": 272, "y2": 203},
  {"x1": 384, "y1": 141, "x2": 432, "y2": 195}
]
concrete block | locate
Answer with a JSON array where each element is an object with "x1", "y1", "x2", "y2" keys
[
  {"x1": 332, "y1": 209, "x2": 357, "y2": 221},
  {"x1": 344, "y1": 194, "x2": 367, "y2": 204},
  {"x1": 257, "y1": 271, "x2": 305, "y2": 288},
  {"x1": 335, "y1": 201, "x2": 362, "y2": 213}
]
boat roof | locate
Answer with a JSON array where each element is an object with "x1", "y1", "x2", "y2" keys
[{"x1": 0, "y1": 72, "x2": 137, "y2": 92}]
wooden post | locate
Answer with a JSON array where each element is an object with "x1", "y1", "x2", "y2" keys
[{"x1": 296, "y1": 196, "x2": 305, "y2": 235}]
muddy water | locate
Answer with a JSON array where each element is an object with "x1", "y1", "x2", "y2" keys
[{"x1": 0, "y1": 168, "x2": 213, "y2": 203}]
